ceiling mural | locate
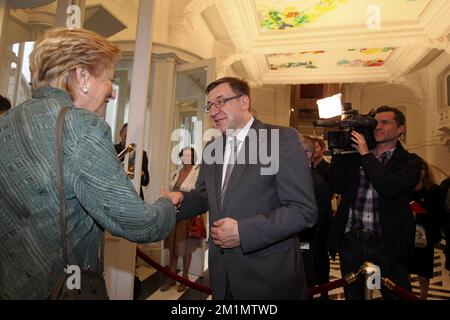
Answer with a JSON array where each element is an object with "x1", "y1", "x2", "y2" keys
[
  {"x1": 268, "y1": 48, "x2": 394, "y2": 70},
  {"x1": 255, "y1": 0, "x2": 431, "y2": 31},
  {"x1": 7, "y1": 0, "x2": 448, "y2": 85},
  {"x1": 256, "y1": 0, "x2": 349, "y2": 31},
  {"x1": 337, "y1": 47, "x2": 394, "y2": 67}
]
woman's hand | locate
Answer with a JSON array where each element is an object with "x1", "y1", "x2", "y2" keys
[{"x1": 160, "y1": 187, "x2": 183, "y2": 208}]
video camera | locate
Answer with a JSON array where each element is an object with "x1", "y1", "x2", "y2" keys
[{"x1": 313, "y1": 103, "x2": 377, "y2": 154}]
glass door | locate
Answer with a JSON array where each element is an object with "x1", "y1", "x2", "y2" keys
[{"x1": 163, "y1": 58, "x2": 216, "y2": 278}]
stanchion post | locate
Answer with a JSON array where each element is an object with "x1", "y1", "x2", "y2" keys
[{"x1": 360, "y1": 261, "x2": 381, "y2": 300}]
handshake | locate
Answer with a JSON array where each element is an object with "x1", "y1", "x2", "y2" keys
[
  {"x1": 160, "y1": 187, "x2": 183, "y2": 209},
  {"x1": 159, "y1": 188, "x2": 241, "y2": 249}
]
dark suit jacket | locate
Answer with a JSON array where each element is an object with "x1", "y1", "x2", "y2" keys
[
  {"x1": 299, "y1": 170, "x2": 332, "y2": 285},
  {"x1": 312, "y1": 158, "x2": 330, "y2": 182},
  {"x1": 327, "y1": 142, "x2": 423, "y2": 269},
  {"x1": 178, "y1": 119, "x2": 317, "y2": 299},
  {"x1": 299, "y1": 170, "x2": 332, "y2": 246}
]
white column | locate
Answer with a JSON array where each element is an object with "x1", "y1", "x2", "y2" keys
[
  {"x1": 11, "y1": 42, "x2": 24, "y2": 106},
  {"x1": 145, "y1": 55, "x2": 177, "y2": 203},
  {"x1": 113, "y1": 70, "x2": 128, "y2": 143},
  {"x1": 104, "y1": 0, "x2": 155, "y2": 300},
  {"x1": 0, "y1": 0, "x2": 10, "y2": 96}
]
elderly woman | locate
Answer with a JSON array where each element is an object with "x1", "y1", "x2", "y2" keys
[{"x1": 0, "y1": 28, "x2": 175, "y2": 299}]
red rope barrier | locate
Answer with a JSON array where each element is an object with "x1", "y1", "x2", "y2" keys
[
  {"x1": 308, "y1": 278, "x2": 348, "y2": 296},
  {"x1": 137, "y1": 251, "x2": 419, "y2": 300},
  {"x1": 308, "y1": 271, "x2": 360, "y2": 297},
  {"x1": 136, "y1": 247, "x2": 212, "y2": 295},
  {"x1": 381, "y1": 277, "x2": 420, "y2": 300}
]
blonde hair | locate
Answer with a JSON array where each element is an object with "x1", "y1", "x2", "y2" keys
[{"x1": 30, "y1": 28, "x2": 121, "y2": 98}]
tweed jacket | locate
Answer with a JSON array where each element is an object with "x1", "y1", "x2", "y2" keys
[{"x1": 0, "y1": 87, "x2": 175, "y2": 299}]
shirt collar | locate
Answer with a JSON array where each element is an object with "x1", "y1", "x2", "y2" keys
[
  {"x1": 371, "y1": 146, "x2": 396, "y2": 160},
  {"x1": 227, "y1": 116, "x2": 254, "y2": 143}
]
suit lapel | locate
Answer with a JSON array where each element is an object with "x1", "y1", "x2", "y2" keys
[{"x1": 214, "y1": 135, "x2": 225, "y2": 213}]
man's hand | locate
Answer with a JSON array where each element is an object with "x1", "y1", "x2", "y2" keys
[
  {"x1": 210, "y1": 218, "x2": 240, "y2": 249},
  {"x1": 351, "y1": 131, "x2": 369, "y2": 155},
  {"x1": 160, "y1": 187, "x2": 183, "y2": 208}
]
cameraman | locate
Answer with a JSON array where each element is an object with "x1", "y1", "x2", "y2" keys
[{"x1": 328, "y1": 106, "x2": 423, "y2": 300}]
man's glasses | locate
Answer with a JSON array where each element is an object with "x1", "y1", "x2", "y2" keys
[{"x1": 203, "y1": 94, "x2": 243, "y2": 113}]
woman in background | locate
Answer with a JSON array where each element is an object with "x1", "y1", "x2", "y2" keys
[
  {"x1": 407, "y1": 161, "x2": 444, "y2": 299},
  {"x1": 161, "y1": 147, "x2": 203, "y2": 292}
]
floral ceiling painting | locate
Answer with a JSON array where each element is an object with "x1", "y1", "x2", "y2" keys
[
  {"x1": 337, "y1": 47, "x2": 394, "y2": 67},
  {"x1": 257, "y1": 0, "x2": 349, "y2": 30},
  {"x1": 268, "y1": 51, "x2": 324, "y2": 70},
  {"x1": 255, "y1": 0, "x2": 431, "y2": 31},
  {"x1": 268, "y1": 48, "x2": 395, "y2": 70}
]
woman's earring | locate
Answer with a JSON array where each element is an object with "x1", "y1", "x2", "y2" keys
[{"x1": 82, "y1": 85, "x2": 88, "y2": 94}]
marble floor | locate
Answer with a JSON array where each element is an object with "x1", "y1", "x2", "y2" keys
[{"x1": 134, "y1": 241, "x2": 450, "y2": 300}]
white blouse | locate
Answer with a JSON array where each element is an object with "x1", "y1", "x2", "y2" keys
[{"x1": 169, "y1": 165, "x2": 200, "y2": 192}]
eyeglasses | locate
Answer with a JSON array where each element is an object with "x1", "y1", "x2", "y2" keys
[{"x1": 203, "y1": 94, "x2": 243, "y2": 113}]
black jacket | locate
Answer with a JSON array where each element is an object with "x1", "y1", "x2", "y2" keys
[
  {"x1": 328, "y1": 142, "x2": 423, "y2": 269},
  {"x1": 114, "y1": 143, "x2": 149, "y2": 199}
]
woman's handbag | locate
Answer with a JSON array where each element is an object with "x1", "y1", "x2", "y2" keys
[
  {"x1": 188, "y1": 216, "x2": 206, "y2": 239},
  {"x1": 49, "y1": 107, "x2": 109, "y2": 300}
]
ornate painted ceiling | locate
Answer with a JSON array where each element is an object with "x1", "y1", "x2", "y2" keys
[
  {"x1": 7, "y1": 0, "x2": 450, "y2": 86},
  {"x1": 205, "y1": 0, "x2": 450, "y2": 85}
]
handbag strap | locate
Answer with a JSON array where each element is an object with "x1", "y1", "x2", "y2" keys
[
  {"x1": 55, "y1": 107, "x2": 104, "y2": 271},
  {"x1": 56, "y1": 107, "x2": 70, "y2": 267}
]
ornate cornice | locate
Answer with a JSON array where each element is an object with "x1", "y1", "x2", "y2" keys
[
  {"x1": 387, "y1": 73, "x2": 427, "y2": 108},
  {"x1": 420, "y1": 0, "x2": 450, "y2": 39},
  {"x1": 427, "y1": 32, "x2": 450, "y2": 54}
]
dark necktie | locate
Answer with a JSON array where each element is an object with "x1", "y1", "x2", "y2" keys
[
  {"x1": 380, "y1": 152, "x2": 388, "y2": 166},
  {"x1": 220, "y1": 137, "x2": 238, "y2": 208}
]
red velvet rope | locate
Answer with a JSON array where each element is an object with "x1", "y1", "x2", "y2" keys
[
  {"x1": 381, "y1": 278, "x2": 421, "y2": 300},
  {"x1": 136, "y1": 247, "x2": 212, "y2": 295},
  {"x1": 137, "y1": 249, "x2": 419, "y2": 300},
  {"x1": 308, "y1": 278, "x2": 349, "y2": 297}
]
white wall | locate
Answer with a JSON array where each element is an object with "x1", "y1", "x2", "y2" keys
[
  {"x1": 422, "y1": 52, "x2": 450, "y2": 179},
  {"x1": 251, "y1": 85, "x2": 290, "y2": 127}
]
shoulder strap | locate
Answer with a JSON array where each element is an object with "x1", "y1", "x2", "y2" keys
[
  {"x1": 56, "y1": 107, "x2": 70, "y2": 267},
  {"x1": 55, "y1": 107, "x2": 105, "y2": 272}
]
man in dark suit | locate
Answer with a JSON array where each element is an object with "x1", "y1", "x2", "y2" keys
[
  {"x1": 168, "y1": 77, "x2": 317, "y2": 299},
  {"x1": 298, "y1": 135, "x2": 333, "y2": 299},
  {"x1": 311, "y1": 136, "x2": 330, "y2": 182},
  {"x1": 115, "y1": 123, "x2": 149, "y2": 200},
  {"x1": 328, "y1": 106, "x2": 423, "y2": 300}
]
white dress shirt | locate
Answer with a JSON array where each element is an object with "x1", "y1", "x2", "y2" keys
[{"x1": 221, "y1": 117, "x2": 255, "y2": 189}]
